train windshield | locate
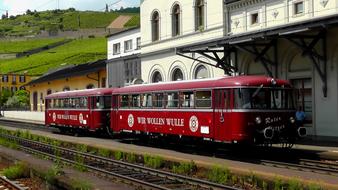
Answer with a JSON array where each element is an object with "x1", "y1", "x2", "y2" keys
[{"x1": 234, "y1": 88, "x2": 295, "y2": 110}]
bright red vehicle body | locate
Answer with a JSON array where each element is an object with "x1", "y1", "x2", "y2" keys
[
  {"x1": 110, "y1": 76, "x2": 305, "y2": 144},
  {"x1": 45, "y1": 76, "x2": 305, "y2": 144},
  {"x1": 45, "y1": 88, "x2": 114, "y2": 133}
]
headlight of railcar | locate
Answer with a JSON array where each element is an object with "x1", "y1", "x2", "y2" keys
[
  {"x1": 255, "y1": 117, "x2": 262, "y2": 124},
  {"x1": 290, "y1": 117, "x2": 295, "y2": 124}
]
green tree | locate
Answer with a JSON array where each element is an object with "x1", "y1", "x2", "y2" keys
[{"x1": 0, "y1": 89, "x2": 11, "y2": 106}]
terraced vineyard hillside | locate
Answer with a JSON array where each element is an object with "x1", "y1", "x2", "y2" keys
[
  {"x1": 0, "y1": 37, "x2": 107, "y2": 75},
  {"x1": 0, "y1": 38, "x2": 65, "y2": 53},
  {"x1": 0, "y1": 9, "x2": 140, "y2": 37}
]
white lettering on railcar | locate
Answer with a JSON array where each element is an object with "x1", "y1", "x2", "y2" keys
[
  {"x1": 55, "y1": 114, "x2": 78, "y2": 121},
  {"x1": 134, "y1": 117, "x2": 185, "y2": 127}
]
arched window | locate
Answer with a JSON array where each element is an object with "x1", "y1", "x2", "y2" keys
[
  {"x1": 152, "y1": 71, "x2": 163, "y2": 83},
  {"x1": 172, "y1": 4, "x2": 181, "y2": 37},
  {"x1": 194, "y1": 65, "x2": 209, "y2": 79},
  {"x1": 195, "y1": 0, "x2": 205, "y2": 31},
  {"x1": 152, "y1": 11, "x2": 160, "y2": 41},
  {"x1": 47, "y1": 89, "x2": 52, "y2": 95},
  {"x1": 172, "y1": 68, "x2": 184, "y2": 81},
  {"x1": 86, "y1": 84, "x2": 94, "y2": 89}
]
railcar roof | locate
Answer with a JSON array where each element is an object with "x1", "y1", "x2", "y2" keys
[
  {"x1": 46, "y1": 88, "x2": 115, "y2": 99},
  {"x1": 113, "y1": 76, "x2": 291, "y2": 94}
]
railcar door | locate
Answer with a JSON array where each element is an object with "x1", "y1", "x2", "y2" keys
[
  {"x1": 110, "y1": 95, "x2": 119, "y2": 134},
  {"x1": 213, "y1": 89, "x2": 231, "y2": 142}
]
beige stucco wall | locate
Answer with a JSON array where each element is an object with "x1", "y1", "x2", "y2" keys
[
  {"x1": 141, "y1": 0, "x2": 225, "y2": 54},
  {"x1": 227, "y1": 0, "x2": 338, "y2": 35},
  {"x1": 28, "y1": 69, "x2": 106, "y2": 112},
  {"x1": 140, "y1": 0, "x2": 226, "y2": 83}
]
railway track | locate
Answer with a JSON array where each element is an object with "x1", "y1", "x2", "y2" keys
[
  {"x1": 1, "y1": 119, "x2": 338, "y2": 178},
  {"x1": 0, "y1": 176, "x2": 26, "y2": 190},
  {"x1": 261, "y1": 159, "x2": 338, "y2": 176},
  {"x1": 0, "y1": 133, "x2": 239, "y2": 190}
]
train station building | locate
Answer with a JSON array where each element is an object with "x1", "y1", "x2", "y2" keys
[{"x1": 140, "y1": 0, "x2": 338, "y2": 140}]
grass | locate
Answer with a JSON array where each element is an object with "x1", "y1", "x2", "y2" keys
[
  {"x1": 124, "y1": 15, "x2": 140, "y2": 27},
  {"x1": 207, "y1": 165, "x2": 231, "y2": 184},
  {"x1": 0, "y1": 37, "x2": 107, "y2": 75},
  {"x1": 143, "y1": 155, "x2": 164, "y2": 169},
  {"x1": 0, "y1": 38, "x2": 65, "y2": 53},
  {"x1": 2, "y1": 162, "x2": 29, "y2": 180},
  {"x1": 70, "y1": 178, "x2": 93, "y2": 190},
  {"x1": 0, "y1": 9, "x2": 140, "y2": 37},
  {"x1": 172, "y1": 160, "x2": 197, "y2": 175}
]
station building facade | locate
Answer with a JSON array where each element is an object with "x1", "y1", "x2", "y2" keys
[
  {"x1": 226, "y1": 0, "x2": 338, "y2": 139},
  {"x1": 106, "y1": 27, "x2": 142, "y2": 87},
  {"x1": 26, "y1": 60, "x2": 107, "y2": 111},
  {"x1": 176, "y1": 0, "x2": 338, "y2": 139},
  {"x1": 140, "y1": 0, "x2": 225, "y2": 83}
]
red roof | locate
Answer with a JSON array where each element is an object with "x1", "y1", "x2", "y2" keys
[
  {"x1": 46, "y1": 88, "x2": 115, "y2": 99},
  {"x1": 113, "y1": 76, "x2": 291, "y2": 94}
]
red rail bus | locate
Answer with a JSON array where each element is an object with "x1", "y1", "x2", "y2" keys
[
  {"x1": 45, "y1": 88, "x2": 114, "y2": 134},
  {"x1": 110, "y1": 76, "x2": 306, "y2": 144}
]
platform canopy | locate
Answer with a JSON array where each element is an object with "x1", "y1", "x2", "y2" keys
[{"x1": 176, "y1": 14, "x2": 338, "y2": 97}]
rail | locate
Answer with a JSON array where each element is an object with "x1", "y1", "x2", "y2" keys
[
  {"x1": 0, "y1": 176, "x2": 26, "y2": 190},
  {"x1": 0, "y1": 133, "x2": 240, "y2": 190}
]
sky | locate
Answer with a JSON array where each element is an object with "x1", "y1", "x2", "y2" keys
[{"x1": 0, "y1": 0, "x2": 140, "y2": 16}]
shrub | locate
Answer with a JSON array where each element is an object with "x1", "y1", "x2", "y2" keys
[
  {"x1": 273, "y1": 177, "x2": 284, "y2": 190},
  {"x1": 207, "y1": 165, "x2": 231, "y2": 184},
  {"x1": 126, "y1": 153, "x2": 136, "y2": 163},
  {"x1": 143, "y1": 155, "x2": 163, "y2": 169},
  {"x1": 98, "y1": 148, "x2": 111, "y2": 158},
  {"x1": 288, "y1": 179, "x2": 303, "y2": 190},
  {"x1": 172, "y1": 160, "x2": 197, "y2": 175},
  {"x1": 71, "y1": 178, "x2": 93, "y2": 190},
  {"x1": 45, "y1": 164, "x2": 61, "y2": 185},
  {"x1": 3, "y1": 162, "x2": 29, "y2": 180}
]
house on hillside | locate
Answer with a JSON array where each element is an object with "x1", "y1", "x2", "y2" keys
[
  {"x1": 25, "y1": 60, "x2": 107, "y2": 111},
  {"x1": 106, "y1": 27, "x2": 141, "y2": 87},
  {"x1": 0, "y1": 74, "x2": 36, "y2": 93}
]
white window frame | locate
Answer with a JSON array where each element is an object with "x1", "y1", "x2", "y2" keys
[
  {"x1": 293, "y1": 1, "x2": 304, "y2": 15},
  {"x1": 124, "y1": 40, "x2": 133, "y2": 53},
  {"x1": 113, "y1": 43, "x2": 121, "y2": 55},
  {"x1": 136, "y1": 37, "x2": 141, "y2": 50},
  {"x1": 250, "y1": 12, "x2": 259, "y2": 25}
]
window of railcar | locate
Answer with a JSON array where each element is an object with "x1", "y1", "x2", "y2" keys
[
  {"x1": 167, "y1": 92, "x2": 179, "y2": 108},
  {"x1": 142, "y1": 94, "x2": 153, "y2": 108},
  {"x1": 79, "y1": 97, "x2": 88, "y2": 109},
  {"x1": 63, "y1": 98, "x2": 69, "y2": 108},
  {"x1": 46, "y1": 99, "x2": 51, "y2": 109},
  {"x1": 196, "y1": 91, "x2": 211, "y2": 108},
  {"x1": 153, "y1": 93, "x2": 164, "y2": 108},
  {"x1": 120, "y1": 95, "x2": 129, "y2": 108},
  {"x1": 104, "y1": 96, "x2": 112, "y2": 109},
  {"x1": 131, "y1": 94, "x2": 141, "y2": 108},
  {"x1": 93, "y1": 96, "x2": 111, "y2": 109},
  {"x1": 180, "y1": 91, "x2": 194, "y2": 108}
]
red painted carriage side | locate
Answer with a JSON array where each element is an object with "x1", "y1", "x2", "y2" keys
[
  {"x1": 110, "y1": 76, "x2": 296, "y2": 143},
  {"x1": 45, "y1": 88, "x2": 114, "y2": 132}
]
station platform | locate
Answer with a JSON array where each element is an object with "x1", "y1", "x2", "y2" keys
[{"x1": 0, "y1": 119, "x2": 337, "y2": 189}]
